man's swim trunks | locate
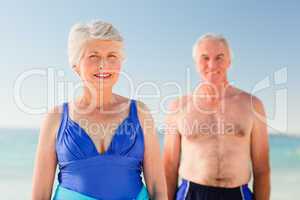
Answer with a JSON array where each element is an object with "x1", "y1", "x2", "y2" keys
[{"x1": 176, "y1": 179, "x2": 253, "y2": 200}]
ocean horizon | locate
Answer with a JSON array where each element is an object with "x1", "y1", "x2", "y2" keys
[{"x1": 0, "y1": 128, "x2": 299, "y2": 199}]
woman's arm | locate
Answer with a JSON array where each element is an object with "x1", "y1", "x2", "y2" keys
[
  {"x1": 137, "y1": 101, "x2": 167, "y2": 200},
  {"x1": 32, "y1": 106, "x2": 61, "y2": 200},
  {"x1": 163, "y1": 100, "x2": 181, "y2": 200}
]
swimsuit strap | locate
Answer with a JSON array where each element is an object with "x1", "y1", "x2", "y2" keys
[
  {"x1": 128, "y1": 99, "x2": 139, "y2": 121},
  {"x1": 56, "y1": 102, "x2": 68, "y2": 143}
]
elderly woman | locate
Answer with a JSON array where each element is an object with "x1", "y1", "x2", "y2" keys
[{"x1": 32, "y1": 20, "x2": 167, "y2": 200}]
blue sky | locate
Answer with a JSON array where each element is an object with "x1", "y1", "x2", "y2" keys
[{"x1": 0, "y1": 0, "x2": 299, "y2": 134}]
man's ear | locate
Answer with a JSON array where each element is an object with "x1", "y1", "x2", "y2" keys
[
  {"x1": 195, "y1": 60, "x2": 202, "y2": 74},
  {"x1": 228, "y1": 59, "x2": 232, "y2": 69}
]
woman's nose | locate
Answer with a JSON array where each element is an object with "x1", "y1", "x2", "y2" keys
[{"x1": 98, "y1": 59, "x2": 106, "y2": 69}]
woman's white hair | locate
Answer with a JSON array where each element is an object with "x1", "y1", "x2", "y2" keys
[
  {"x1": 192, "y1": 33, "x2": 233, "y2": 61},
  {"x1": 68, "y1": 20, "x2": 123, "y2": 67}
]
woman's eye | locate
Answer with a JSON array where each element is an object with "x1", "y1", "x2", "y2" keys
[
  {"x1": 89, "y1": 55, "x2": 99, "y2": 61},
  {"x1": 107, "y1": 55, "x2": 119, "y2": 63}
]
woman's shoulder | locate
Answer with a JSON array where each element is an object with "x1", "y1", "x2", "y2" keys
[
  {"x1": 44, "y1": 104, "x2": 64, "y2": 123},
  {"x1": 113, "y1": 94, "x2": 131, "y2": 103},
  {"x1": 113, "y1": 94, "x2": 142, "y2": 110},
  {"x1": 134, "y1": 100, "x2": 154, "y2": 128},
  {"x1": 39, "y1": 104, "x2": 64, "y2": 140},
  {"x1": 130, "y1": 98, "x2": 149, "y2": 113},
  {"x1": 113, "y1": 94, "x2": 148, "y2": 114}
]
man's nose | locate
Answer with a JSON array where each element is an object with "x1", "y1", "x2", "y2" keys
[{"x1": 208, "y1": 60, "x2": 217, "y2": 70}]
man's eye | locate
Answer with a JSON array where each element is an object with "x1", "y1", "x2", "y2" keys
[{"x1": 108, "y1": 55, "x2": 117, "y2": 58}]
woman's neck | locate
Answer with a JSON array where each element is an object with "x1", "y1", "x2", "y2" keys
[{"x1": 79, "y1": 86, "x2": 115, "y2": 110}]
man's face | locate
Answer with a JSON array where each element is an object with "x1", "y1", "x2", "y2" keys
[{"x1": 195, "y1": 39, "x2": 231, "y2": 84}]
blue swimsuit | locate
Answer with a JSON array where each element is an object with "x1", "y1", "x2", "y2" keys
[{"x1": 53, "y1": 99, "x2": 149, "y2": 200}]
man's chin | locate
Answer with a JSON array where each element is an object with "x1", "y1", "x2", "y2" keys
[{"x1": 202, "y1": 79, "x2": 223, "y2": 86}]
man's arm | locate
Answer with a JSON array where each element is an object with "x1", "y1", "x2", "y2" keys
[
  {"x1": 163, "y1": 100, "x2": 181, "y2": 200},
  {"x1": 250, "y1": 97, "x2": 271, "y2": 200}
]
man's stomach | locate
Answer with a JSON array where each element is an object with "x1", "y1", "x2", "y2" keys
[{"x1": 178, "y1": 153, "x2": 252, "y2": 188}]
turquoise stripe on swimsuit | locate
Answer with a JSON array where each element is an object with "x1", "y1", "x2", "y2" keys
[{"x1": 53, "y1": 184, "x2": 149, "y2": 200}]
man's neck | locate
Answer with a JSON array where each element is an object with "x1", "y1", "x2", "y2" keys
[
  {"x1": 196, "y1": 81, "x2": 230, "y2": 97},
  {"x1": 192, "y1": 81, "x2": 233, "y2": 109},
  {"x1": 213, "y1": 82, "x2": 231, "y2": 100}
]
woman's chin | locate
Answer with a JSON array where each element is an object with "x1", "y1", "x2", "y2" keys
[{"x1": 94, "y1": 82, "x2": 114, "y2": 89}]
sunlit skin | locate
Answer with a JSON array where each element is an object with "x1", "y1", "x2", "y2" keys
[
  {"x1": 163, "y1": 39, "x2": 270, "y2": 200},
  {"x1": 32, "y1": 39, "x2": 167, "y2": 200},
  {"x1": 195, "y1": 39, "x2": 231, "y2": 85},
  {"x1": 75, "y1": 40, "x2": 123, "y2": 90},
  {"x1": 72, "y1": 40, "x2": 124, "y2": 110},
  {"x1": 193, "y1": 39, "x2": 231, "y2": 106}
]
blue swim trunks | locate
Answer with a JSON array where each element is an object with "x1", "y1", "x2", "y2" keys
[{"x1": 176, "y1": 179, "x2": 253, "y2": 200}]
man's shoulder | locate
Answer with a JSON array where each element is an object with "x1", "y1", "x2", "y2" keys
[
  {"x1": 230, "y1": 87, "x2": 265, "y2": 115},
  {"x1": 231, "y1": 87, "x2": 262, "y2": 103},
  {"x1": 167, "y1": 94, "x2": 192, "y2": 111}
]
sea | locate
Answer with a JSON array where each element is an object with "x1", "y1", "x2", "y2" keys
[{"x1": 0, "y1": 128, "x2": 299, "y2": 200}]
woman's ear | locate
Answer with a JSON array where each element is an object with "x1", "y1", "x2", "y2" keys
[{"x1": 73, "y1": 65, "x2": 80, "y2": 75}]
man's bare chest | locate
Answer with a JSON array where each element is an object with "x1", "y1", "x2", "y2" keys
[{"x1": 177, "y1": 102, "x2": 253, "y2": 138}]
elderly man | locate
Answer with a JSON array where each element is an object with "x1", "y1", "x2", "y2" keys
[{"x1": 163, "y1": 34, "x2": 270, "y2": 200}]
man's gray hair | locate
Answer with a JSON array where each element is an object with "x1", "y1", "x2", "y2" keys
[
  {"x1": 192, "y1": 33, "x2": 232, "y2": 61},
  {"x1": 68, "y1": 20, "x2": 123, "y2": 67}
]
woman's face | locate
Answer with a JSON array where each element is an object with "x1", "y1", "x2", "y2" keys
[{"x1": 74, "y1": 39, "x2": 124, "y2": 90}]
